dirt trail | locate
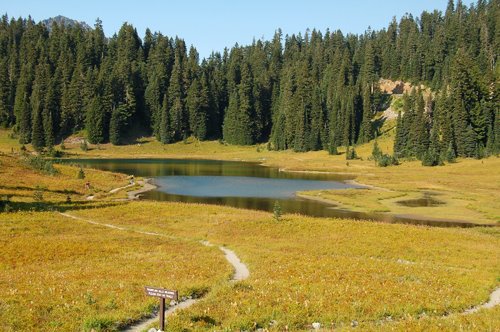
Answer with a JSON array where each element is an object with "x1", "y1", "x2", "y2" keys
[
  {"x1": 220, "y1": 246, "x2": 250, "y2": 281},
  {"x1": 86, "y1": 178, "x2": 157, "y2": 201},
  {"x1": 57, "y1": 212, "x2": 249, "y2": 332},
  {"x1": 121, "y1": 299, "x2": 197, "y2": 332},
  {"x1": 123, "y1": 244, "x2": 250, "y2": 332},
  {"x1": 463, "y1": 287, "x2": 500, "y2": 314},
  {"x1": 126, "y1": 179, "x2": 157, "y2": 200},
  {"x1": 109, "y1": 183, "x2": 135, "y2": 194}
]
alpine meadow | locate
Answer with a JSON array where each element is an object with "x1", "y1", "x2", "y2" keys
[{"x1": 0, "y1": 0, "x2": 499, "y2": 331}]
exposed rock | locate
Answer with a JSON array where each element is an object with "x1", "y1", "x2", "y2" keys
[{"x1": 42, "y1": 15, "x2": 91, "y2": 31}]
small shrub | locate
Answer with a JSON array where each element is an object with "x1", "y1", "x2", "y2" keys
[
  {"x1": 445, "y1": 143, "x2": 456, "y2": 163},
  {"x1": 80, "y1": 140, "x2": 88, "y2": 152},
  {"x1": 376, "y1": 153, "x2": 399, "y2": 167},
  {"x1": 60, "y1": 142, "x2": 66, "y2": 150},
  {"x1": 474, "y1": 143, "x2": 486, "y2": 160},
  {"x1": 85, "y1": 292, "x2": 97, "y2": 305},
  {"x1": 48, "y1": 148, "x2": 63, "y2": 158},
  {"x1": 345, "y1": 146, "x2": 358, "y2": 160},
  {"x1": 105, "y1": 299, "x2": 117, "y2": 310},
  {"x1": 186, "y1": 286, "x2": 210, "y2": 298},
  {"x1": 328, "y1": 144, "x2": 338, "y2": 155},
  {"x1": 273, "y1": 201, "x2": 282, "y2": 222},
  {"x1": 372, "y1": 141, "x2": 382, "y2": 161},
  {"x1": 24, "y1": 155, "x2": 58, "y2": 175},
  {"x1": 1, "y1": 195, "x2": 13, "y2": 212},
  {"x1": 82, "y1": 317, "x2": 116, "y2": 332},
  {"x1": 33, "y1": 186, "x2": 45, "y2": 202},
  {"x1": 421, "y1": 150, "x2": 441, "y2": 167},
  {"x1": 3, "y1": 203, "x2": 13, "y2": 212},
  {"x1": 77, "y1": 167, "x2": 85, "y2": 179}
]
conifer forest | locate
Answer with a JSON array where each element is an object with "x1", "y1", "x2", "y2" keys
[{"x1": 0, "y1": 0, "x2": 498, "y2": 161}]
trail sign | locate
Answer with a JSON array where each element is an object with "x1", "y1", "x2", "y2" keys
[
  {"x1": 144, "y1": 286, "x2": 178, "y2": 331},
  {"x1": 144, "y1": 286, "x2": 178, "y2": 300}
]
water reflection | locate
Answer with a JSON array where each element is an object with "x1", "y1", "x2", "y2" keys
[{"x1": 61, "y1": 159, "x2": 482, "y2": 228}]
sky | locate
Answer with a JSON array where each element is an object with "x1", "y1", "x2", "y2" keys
[{"x1": 1, "y1": 0, "x2": 476, "y2": 59}]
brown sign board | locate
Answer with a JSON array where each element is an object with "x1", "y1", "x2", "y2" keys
[{"x1": 144, "y1": 286, "x2": 178, "y2": 300}]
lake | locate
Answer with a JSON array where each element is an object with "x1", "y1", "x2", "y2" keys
[{"x1": 63, "y1": 158, "x2": 479, "y2": 227}]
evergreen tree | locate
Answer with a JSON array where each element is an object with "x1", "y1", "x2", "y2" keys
[
  {"x1": 86, "y1": 95, "x2": 106, "y2": 144},
  {"x1": 187, "y1": 73, "x2": 209, "y2": 140},
  {"x1": 0, "y1": 57, "x2": 11, "y2": 127},
  {"x1": 159, "y1": 93, "x2": 173, "y2": 144},
  {"x1": 13, "y1": 64, "x2": 33, "y2": 143},
  {"x1": 0, "y1": 5, "x2": 496, "y2": 157},
  {"x1": 43, "y1": 71, "x2": 59, "y2": 148},
  {"x1": 223, "y1": 61, "x2": 255, "y2": 145},
  {"x1": 445, "y1": 141, "x2": 456, "y2": 162},
  {"x1": 30, "y1": 59, "x2": 50, "y2": 151},
  {"x1": 450, "y1": 49, "x2": 485, "y2": 157},
  {"x1": 167, "y1": 51, "x2": 187, "y2": 140},
  {"x1": 358, "y1": 85, "x2": 373, "y2": 144},
  {"x1": 372, "y1": 140, "x2": 382, "y2": 160},
  {"x1": 393, "y1": 111, "x2": 405, "y2": 157},
  {"x1": 413, "y1": 91, "x2": 430, "y2": 158}
]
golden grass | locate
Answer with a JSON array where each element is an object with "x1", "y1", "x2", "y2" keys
[
  {"x1": 358, "y1": 306, "x2": 500, "y2": 331},
  {"x1": 66, "y1": 201, "x2": 500, "y2": 331},
  {"x1": 0, "y1": 210, "x2": 231, "y2": 331},
  {"x1": 298, "y1": 189, "x2": 405, "y2": 213},
  {"x1": 0, "y1": 153, "x2": 131, "y2": 204},
  {"x1": 1, "y1": 125, "x2": 499, "y2": 329}
]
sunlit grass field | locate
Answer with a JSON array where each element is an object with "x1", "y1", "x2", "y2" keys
[
  {"x1": 0, "y1": 153, "x2": 131, "y2": 205},
  {"x1": 67, "y1": 201, "x2": 500, "y2": 331},
  {"x1": 0, "y1": 210, "x2": 231, "y2": 331},
  {"x1": 0, "y1": 128, "x2": 499, "y2": 330}
]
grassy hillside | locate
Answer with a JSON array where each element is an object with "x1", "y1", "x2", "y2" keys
[{"x1": 0, "y1": 152, "x2": 132, "y2": 206}]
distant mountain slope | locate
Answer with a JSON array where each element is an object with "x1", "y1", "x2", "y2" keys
[{"x1": 42, "y1": 15, "x2": 91, "y2": 31}]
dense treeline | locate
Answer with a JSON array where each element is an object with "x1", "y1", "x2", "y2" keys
[{"x1": 0, "y1": 0, "x2": 498, "y2": 160}]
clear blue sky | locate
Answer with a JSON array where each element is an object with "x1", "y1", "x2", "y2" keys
[{"x1": 1, "y1": 0, "x2": 475, "y2": 58}]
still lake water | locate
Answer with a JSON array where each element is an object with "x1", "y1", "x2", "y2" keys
[{"x1": 64, "y1": 158, "x2": 479, "y2": 227}]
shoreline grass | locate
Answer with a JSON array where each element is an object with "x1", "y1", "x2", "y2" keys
[{"x1": 1, "y1": 127, "x2": 499, "y2": 224}]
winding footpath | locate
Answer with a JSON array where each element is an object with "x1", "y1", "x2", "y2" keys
[
  {"x1": 65, "y1": 179, "x2": 498, "y2": 330},
  {"x1": 86, "y1": 178, "x2": 157, "y2": 201},
  {"x1": 58, "y1": 206, "x2": 249, "y2": 332},
  {"x1": 126, "y1": 179, "x2": 157, "y2": 200},
  {"x1": 463, "y1": 287, "x2": 500, "y2": 314}
]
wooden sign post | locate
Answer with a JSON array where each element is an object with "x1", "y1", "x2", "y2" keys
[{"x1": 145, "y1": 286, "x2": 179, "y2": 331}]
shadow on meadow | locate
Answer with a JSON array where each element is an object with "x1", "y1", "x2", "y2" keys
[
  {"x1": 0, "y1": 198, "x2": 124, "y2": 213},
  {"x1": 0, "y1": 184, "x2": 80, "y2": 195}
]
